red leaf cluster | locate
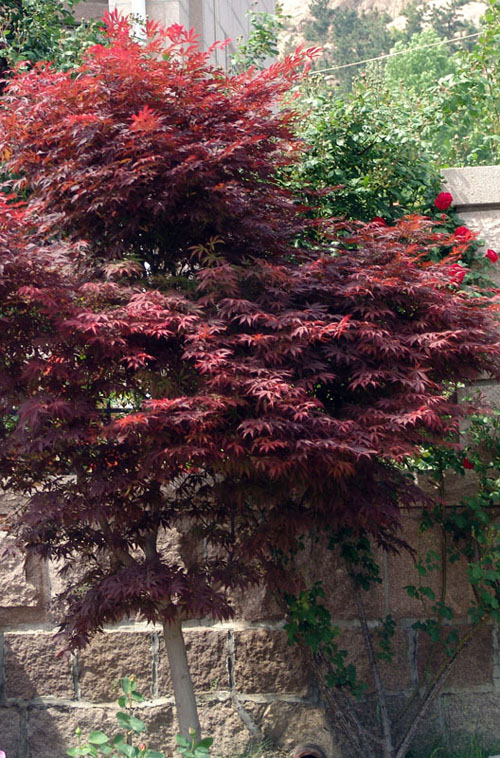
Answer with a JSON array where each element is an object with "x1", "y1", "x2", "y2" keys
[{"x1": 1, "y1": 20, "x2": 499, "y2": 648}]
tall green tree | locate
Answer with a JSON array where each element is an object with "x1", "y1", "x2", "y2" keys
[
  {"x1": 304, "y1": 0, "x2": 333, "y2": 41},
  {"x1": 384, "y1": 28, "x2": 458, "y2": 95}
]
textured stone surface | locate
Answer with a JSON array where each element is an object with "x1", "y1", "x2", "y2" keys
[
  {"x1": 198, "y1": 698, "x2": 254, "y2": 755},
  {"x1": 298, "y1": 536, "x2": 386, "y2": 620},
  {"x1": 386, "y1": 515, "x2": 473, "y2": 619},
  {"x1": 337, "y1": 626, "x2": 411, "y2": 693},
  {"x1": 132, "y1": 703, "x2": 177, "y2": 755},
  {"x1": 233, "y1": 629, "x2": 309, "y2": 695},
  {"x1": 0, "y1": 535, "x2": 45, "y2": 611},
  {"x1": 245, "y1": 700, "x2": 340, "y2": 757},
  {"x1": 158, "y1": 630, "x2": 230, "y2": 695},
  {"x1": 441, "y1": 692, "x2": 500, "y2": 747},
  {"x1": 230, "y1": 584, "x2": 282, "y2": 623},
  {"x1": 417, "y1": 625, "x2": 493, "y2": 689},
  {"x1": 442, "y1": 166, "x2": 500, "y2": 208},
  {"x1": 0, "y1": 705, "x2": 23, "y2": 757},
  {"x1": 418, "y1": 469, "x2": 480, "y2": 504},
  {"x1": 476, "y1": 381, "x2": 500, "y2": 411},
  {"x1": 5, "y1": 633, "x2": 74, "y2": 700},
  {"x1": 138, "y1": 698, "x2": 259, "y2": 756},
  {"x1": 78, "y1": 632, "x2": 154, "y2": 703},
  {"x1": 27, "y1": 705, "x2": 118, "y2": 758}
]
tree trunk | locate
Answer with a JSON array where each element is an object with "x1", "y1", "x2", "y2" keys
[{"x1": 162, "y1": 617, "x2": 201, "y2": 739}]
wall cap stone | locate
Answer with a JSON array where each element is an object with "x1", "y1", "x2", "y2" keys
[{"x1": 442, "y1": 165, "x2": 500, "y2": 209}]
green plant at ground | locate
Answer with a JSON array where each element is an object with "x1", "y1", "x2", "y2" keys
[
  {"x1": 176, "y1": 733, "x2": 213, "y2": 758},
  {"x1": 68, "y1": 676, "x2": 164, "y2": 758},
  {"x1": 416, "y1": 733, "x2": 500, "y2": 758}
]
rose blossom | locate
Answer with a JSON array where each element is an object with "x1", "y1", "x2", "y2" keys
[
  {"x1": 449, "y1": 263, "x2": 466, "y2": 284},
  {"x1": 486, "y1": 248, "x2": 499, "y2": 263},
  {"x1": 434, "y1": 192, "x2": 453, "y2": 211},
  {"x1": 454, "y1": 225, "x2": 473, "y2": 241},
  {"x1": 371, "y1": 217, "x2": 387, "y2": 227},
  {"x1": 462, "y1": 458, "x2": 474, "y2": 470}
]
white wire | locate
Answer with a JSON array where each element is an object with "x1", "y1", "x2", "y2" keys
[{"x1": 309, "y1": 30, "x2": 482, "y2": 74}]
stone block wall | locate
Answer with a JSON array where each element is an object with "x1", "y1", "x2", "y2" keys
[{"x1": 1, "y1": 167, "x2": 500, "y2": 758}]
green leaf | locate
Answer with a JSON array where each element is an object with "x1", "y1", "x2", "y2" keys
[
  {"x1": 120, "y1": 677, "x2": 133, "y2": 695},
  {"x1": 115, "y1": 743, "x2": 137, "y2": 758},
  {"x1": 98, "y1": 746, "x2": 113, "y2": 756},
  {"x1": 196, "y1": 737, "x2": 214, "y2": 750},
  {"x1": 128, "y1": 715, "x2": 147, "y2": 734},
  {"x1": 116, "y1": 712, "x2": 131, "y2": 728},
  {"x1": 88, "y1": 732, "x2": 109, "y2": 745},
  {"x1": 144, "y1": 752, "x2": 164, "y2": 758}
]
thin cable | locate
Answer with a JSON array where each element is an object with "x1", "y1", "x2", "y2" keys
[{"x1": 309, "y1": 30, "x2": 481, "y2": 74}]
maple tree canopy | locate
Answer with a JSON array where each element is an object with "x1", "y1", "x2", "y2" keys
[{"x1": 0, "y1": 15, "x2": 499, "y2": 650}]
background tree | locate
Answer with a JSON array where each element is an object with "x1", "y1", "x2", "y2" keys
[
  {"x1": 304, "y1": 0, "x2": 333, "y2": 42},
  {"x1": 328, "y1": 7, "x2": 392, "y2": 90},
  {"x1": 395, "y1": 0, "x2": 479, "y2": 47},
  {"x1": 384, "y1": 28, "x2": 458, "y2": 95}
]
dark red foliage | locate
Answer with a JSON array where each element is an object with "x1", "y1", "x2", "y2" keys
[
  {"x1": 0, "y1": 12, "x2": 316, "y2": 271},
  {"x1": 1, "y1": 19, "x2": 499, "y2": 649}
]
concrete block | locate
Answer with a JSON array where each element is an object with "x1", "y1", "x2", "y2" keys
[
  {"x1": 0, "y1": 705, "x2": 23, "y2": 757},
  {"x1": 27, "y1": 705, "x2": 118, "y2": 758},
  {"x1": 229, "y1": 583, "x2": 282, "y2": 623},
  {"x1": 337, "y1": 626, "x2": 411, "y2": 693},
  {"x1": 232, "y1": 628, "x2": 309, "y2": 695},
  {"x1": 158, "y1": 629, "x2": 229, "y2": 695},
  {"x1": 442, "y1": 166, "x2": 500, "y2": 209},
  {"x1": 441, "y1": 692, "x2": 500, "y2": 750},
  {"x1": 417, "y1": 624, "x2": 493, "y2": 689},
  {"x1": 298, "y1": 536, "x2": 386, "y2": 621},
  {"x1": 0, "y1": 536, "x2": 45, "y2": 616},
  {"x1": 78, "y1": 632, "x2": 154, "y2": 703},
  {"x1": 74, "y1": 0, "x2": 108, "y2": 20},
  {"x1": 386, "y1": 514, "x2": 474, "y2": 619},
  {"x1": 244, "y1": 700, "x2": 340, "y2": 758},
  {"x1": 5, "y1": 633, "x2": 74, "y2": 700}
]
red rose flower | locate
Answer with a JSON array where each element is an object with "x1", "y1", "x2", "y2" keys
[
  {"x1": 462, "y1": 458, "x2": 474, "y2": 470},
  {"x1": 486, "y1": 248, "x2": 498, "y2": 263},
  {"x1": 371, "y1": 217, "x2": 387, "y2": 227},
  {"x1": 454, "y1": 225, "x2": 473, "y2": 241},
  {"x1": 449, "y1": 263, "x2": 466, "y2": 284},
  {"x1": 434, "y1": 192, "x2": 453, "y2": 211}
]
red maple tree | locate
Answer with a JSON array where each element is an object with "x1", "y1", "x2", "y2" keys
[{"x1": 1, "y1": 15, "x2": 499, "y2": 738}]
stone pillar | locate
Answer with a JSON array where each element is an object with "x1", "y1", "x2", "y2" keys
[{"x1": 442, "y1": 165, "x2": 500, "y2": 252}]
